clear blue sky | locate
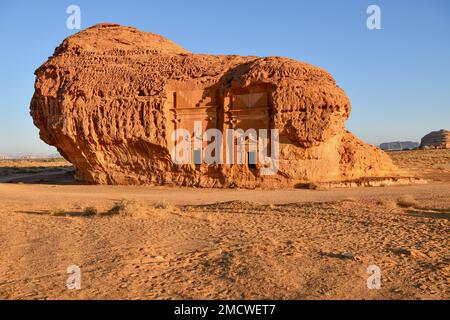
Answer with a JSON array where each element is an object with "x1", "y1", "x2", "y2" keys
[{"x1": 0, "y1": 0, "x2": 449, "y2": 154}]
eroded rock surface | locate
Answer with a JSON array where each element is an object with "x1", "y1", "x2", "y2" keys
[
  {"x1": 31, "y1": 23, "x2": 404, "y2": 187},
  {"x1": 420, "y1": 130, "x2": 450, "y2": 149}
]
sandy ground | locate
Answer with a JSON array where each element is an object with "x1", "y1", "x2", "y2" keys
[{"x1": 0, "y1": 152, "x2": 448, "y2": 300}]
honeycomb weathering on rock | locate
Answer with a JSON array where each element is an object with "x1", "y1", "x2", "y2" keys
[{"x1": 30, "y1": 23, "x2": 403, "y2": 187}]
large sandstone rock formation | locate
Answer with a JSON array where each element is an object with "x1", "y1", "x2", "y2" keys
[
  {"x1": 30, "y1": 24, "x2": 406, "y2": 187},
  {"x1": 420, "y1": 130, "x2": 450, "y2": 149}
]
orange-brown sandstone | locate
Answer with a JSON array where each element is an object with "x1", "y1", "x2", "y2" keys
[{"x1": 31, "y1": 24, "x2": 406, "y2": 187}]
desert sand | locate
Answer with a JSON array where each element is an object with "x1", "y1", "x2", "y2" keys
[{"x1": 0, "y1": 149, "x2": 448, "y2": 300}]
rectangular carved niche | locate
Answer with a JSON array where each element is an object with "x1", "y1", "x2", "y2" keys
[{"x1": 166, "y1": 89, "x2": 218, "y2": 163}]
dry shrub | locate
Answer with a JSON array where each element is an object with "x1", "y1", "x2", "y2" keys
[
  {"x1": 105, "y1": 199, "x2": 143, "y2": 216},
  {"x1": 377, "y1": 199, "x2": 398, "y2": 209},
  {"x1": 83, "y1": 207, "x2": 98, "y2": 216},
  {"x1": 397, "y1": 195, "x2": 419, "y2": 208},
  {"x1": 105, "y1": 199, "x2": 176, "y2": 217},
  {"x1": 152, "y1": 200, "x2": 174, "y2": 210},
  {"x1": 49, "y1": 207, "x2": 97, "y2": 217}
]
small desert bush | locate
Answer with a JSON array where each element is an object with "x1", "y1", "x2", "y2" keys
[
  {"x1": 151, "y1": 200, "x2": 174, "y2": 210},
  {"x1": 397, "y1": 195, "x2": 419, "y2": 208},
  {"x1": 105, "y1": 199, "x2": 175, "y2": 217},
  {"x1": 83, "y1": 206, "x2": 98, "y2": 216},
  {"x1": 106, "y1": 199, "x2": 143, "y2": 216},
  {"x1": 49, "y1": 207, "x2": 97, "y2": 217},
  {"x1": 377, "y1": 198, "x2": 398, "y2": 209}
]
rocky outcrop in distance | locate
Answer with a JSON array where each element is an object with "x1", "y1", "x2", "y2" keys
[
  {"x1": 380, "y1": 141, "x2": 419, "y2": 151},
  {"x1": 420, "y1": 130, "x2": 450, "y2": 149}
]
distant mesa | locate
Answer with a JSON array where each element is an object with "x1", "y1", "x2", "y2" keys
[
  {"x1": 379, "y1": 141, "x2": 419, "y2": 151},
  {"x1": 0, "y1": 153, "x2": 62, "y2": 160},
  {"x1": 30, "y1": 24, "x2": 414, "y2": 188},
  {"x1": 420, "y1": 129, "x2": 450, "y2": 149}
]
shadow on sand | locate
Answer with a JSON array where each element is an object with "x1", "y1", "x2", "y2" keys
[
  {"x1": 0, "y1": 166, "x2": 78, "y2": 185},
  {"x1": 406, "y1": 208, "x2": 450, "y2": 220},
  {"x1": 18, "y1": 209, "x2": 95, "y2": 217}
]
